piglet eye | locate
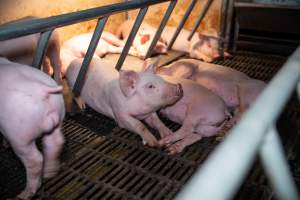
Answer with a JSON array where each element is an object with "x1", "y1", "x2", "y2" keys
[{"x1": 148, "y1": 84, "x2": 155, "y2": 89}]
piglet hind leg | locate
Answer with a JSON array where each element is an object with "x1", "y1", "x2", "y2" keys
[
  {"x1": 11, "y1": 141, "x2": 43, "y2": 199},
  {"x1": 42, "y1": 126, "x2": 65, "y2": 178},
  {"x1": 167, "y1": 134, "x2": 202, "y2": 155}
]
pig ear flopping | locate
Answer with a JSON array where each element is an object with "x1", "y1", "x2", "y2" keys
[
  {"x1": 119, "y1": 70, "x2": 139, "y2": 97},
  {"x1": 142, "y1": 57, "x2": 161, "y2": 74}
]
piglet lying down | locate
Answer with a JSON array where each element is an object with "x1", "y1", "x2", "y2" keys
[
  {"x1": 66, "y1": 58, "x2": 183, "y2": 146},
  {"x1": 158, "y1": 59, "x2": 266, "y2": 121},
  {"x1": 0, "y1": 58, "x2": 65, "y2": 199}
]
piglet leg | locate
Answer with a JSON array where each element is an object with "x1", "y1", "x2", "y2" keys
[
  {"x1": 167, "y1": 134, "x2": 202, "y2": 154},
  {"x1": 115, "y1": 113, "x2": 158, "y2": 147},
  {"x1": 42, "y1": 126, "x2": 64, "y2": 178},
  {"x1": 159, "y1": 117, "x2": 195, "y2": 146},
  {"x1": 13, "y1": 142, "x2": 43, "y2": 199},
  {"x1": 144, "y1": 112, "x2": 173, "y2": 139}
]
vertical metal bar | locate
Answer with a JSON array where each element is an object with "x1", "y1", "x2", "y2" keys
[
  {"x1": 224, "y1": 0, "x2": 234, "y2": 50},
  {"x1": 72, "y1": 16, "x2": 108, "y2": 97},
  {"x1": 218, "y1": 0, "x2": 229, "y2": 57},
  {"x1": 167, "y1": 0, "x2": 197, "y2": 50},
  {"x1": 32, "y1": 29, "x2": 53, "y2": 69},
  {"x1": 145, "y1": 0, "x2": 177, "y2": 59},
  {"x1": 187, "y1": 0, "x2": 214, "y2": 41},
  {"x1": 115, "y1": 7, "x2": 148, "y2": 70},
  {"x1": 260, "y1": 126, "x2": 299, "y2": 200}
]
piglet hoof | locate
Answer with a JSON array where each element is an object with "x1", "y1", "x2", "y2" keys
[
  {"x1": 167, "y1": 143, "x2": 184, "y2": 155},
  {"x1": 142, "y1": 136, "x2": 158, "y2": 147},
  {"x1": 17, "y1": 190, "x2": 34, "y2": 200},
  {"x1": 43, "y1": 162, "x2": 60, "y2": 178}
]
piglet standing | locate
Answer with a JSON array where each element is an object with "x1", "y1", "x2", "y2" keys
[
  {"x1": 66, "y1": 58, "x2": 182, "y2": 146},
  {"x1": 0, "y1": 58, "x2": 65, "y2": 199}
]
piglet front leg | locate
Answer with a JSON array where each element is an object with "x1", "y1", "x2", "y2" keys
[
  {"x1": 144, "y1": 112, "x2": 173, "y2": 139},
  {"x1": 115, "y1": 113, "x2": 158, "y2": 147}
]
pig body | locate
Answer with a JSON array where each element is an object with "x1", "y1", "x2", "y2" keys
[
  {"x1": 158, "y1": 59, "x2": 266, "y2": 119},
  {"x1": 0, "y1": 17, "x2": 62, "y2": 82},
  {"x1": 66, "y1": 58, "x2": 182, "y2": 146},
  {"x1": 157, "y1": 75, "x2": 230, "y2": 154},
  {"x1": 116, "y1": 20, "x2": 228, "y2": 62},
  {"x1": 116, "y1": 20, "x2": 167, "y2": 58},
  {"x1": 161, "y1": 26, "x2": 230, "y2": 62},
  {"x1": 60, "y1": 31, "x2": 138, "y2": 76},
  {"x1": 0, "y1": 58, "x2": 65, "y2": 199}
]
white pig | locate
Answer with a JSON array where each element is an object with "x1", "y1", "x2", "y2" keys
[
  {"x1": 0, "y1": 58, "x2": 65, "y2": 199},
  {"x1": 116, "y1": 20, "x2": 229, "y2": 62},
  {"x1": 161, "y1": 26, "x2": 231, "y2": 62},
  {"x1": 158, "y1": 75, "x2": 231, "y2": 154},
  {"x1": 60, "y1": 31, "x2": 138, "y2": 76},
  {"x1": 66, "y1": 58, "x2": 183, "y2": 146},
  {"x1": 157, "y1": 59, "x2": 266, "y2": 121}
]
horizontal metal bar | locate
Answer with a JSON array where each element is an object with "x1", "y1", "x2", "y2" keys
[
  {"x1": 188, "y1": 0, "x2": 214, "y2": 41},
  {"x1": 167, "y1": 0, "x2": 197, "y2": 50},
  {"x1": 260, "y1": 126, "x2": 299, "y2": 200},
  {"x1": 175, "y1": 47, "x2": 300, "y2": 200},
  {"x1": 0, "y1": 0, "x2": 172, "y2": 41},
  {"x1": 32, "y1": 30, "x2": 53, "y2": 69},
  {"x1": 72, "y1": 17, "x2": 108, "y2": 97},
  {"x1": 145, "y1": 0, "x2": 177, "y2": 59},
  {"x1": 115, "y1": 7, "x2": 148, "y2": 71}
]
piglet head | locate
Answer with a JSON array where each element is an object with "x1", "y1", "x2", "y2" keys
[
  {"x1": 189, "y1": 33, "x2": 223, "y2": 62},
  {"x1": 119, "y1": 58, "x2": 183, "y2": 110}
]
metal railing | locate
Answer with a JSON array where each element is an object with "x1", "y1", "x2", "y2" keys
[{"x1": 175, "y1": 47, "x2": 300, "y2": 200}]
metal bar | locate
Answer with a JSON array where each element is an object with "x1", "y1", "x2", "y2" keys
[
  {"x1": 32, "y1": 30, "x2": 53, "y2": 69},
  {"x1": 260, "y1": 126, "x2": 299, "y2": 200},
  {"x1": 115, "y1": 7, "x2": 148, "y2": 70},
  {"x1": 167, "y1": 0, "x2": 197, "y2": 50},
  {"x1": 175, "y1": 47, "x2": 300, "y2": 200},
  {"x1": 145, "y1": 0, "x2": 177, "y2": 59},
  {"x1": 224, "y1": 0, "x2": 234, "y2": 50},
  {"x1": 0, "y1": 0, "x2": 171, "y2": 41},
  {"x1": 218, "y1": 0, "x2": 229, "y2": 57},
  {"x1": 72, "y1": 17, "x2": 108, "y2": 97},
  {"x1": 187, "y1": 0, "x2": 214, "y2": 41}
]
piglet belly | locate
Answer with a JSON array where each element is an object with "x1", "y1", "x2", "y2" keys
[{"x1": 160, "y1": 101, "x2": 187, "y2": 124}]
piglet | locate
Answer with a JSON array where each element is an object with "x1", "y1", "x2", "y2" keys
[
  {"x1": 116, "y1": 20, "x2": 168, "y2": 58},
  {"x1": 123, "y1": 62, "x2": 230, "y2": 154},
  {"x1": 157, "y1": 59, "x2": 266, "y2": 121},
  {"x1": 161, "y1": 26, "x2": 231, "y2": 62},
  {"x1": 66, "y1": 58, "x2": 182, "y2": 146},
  {"x1": 0, "y1": 58, "x2": 65, "y2": 199},
  {"x1": 60, "y1": 31, "x2": 139, "y2": 76}
]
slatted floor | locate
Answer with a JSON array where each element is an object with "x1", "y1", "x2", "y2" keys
[{"x1": 1, "y1": 51, "x2": 300, "y2": 200}]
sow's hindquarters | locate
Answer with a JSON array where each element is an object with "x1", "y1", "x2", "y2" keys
[{"x1": 1, "y1": 52, "x2": 299, "y2": 200}]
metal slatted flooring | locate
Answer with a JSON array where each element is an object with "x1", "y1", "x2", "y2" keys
[{"x1": 1, "y1": 51, "x2": 300, "y2": 200}]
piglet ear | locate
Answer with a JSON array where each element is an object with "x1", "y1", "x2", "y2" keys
[
  {"x1": 142, "y1": 57, "x2": 161, "y2": 74},
  {"x1": 119, "y1": 70, "x2": 139, "y2": 97}
]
